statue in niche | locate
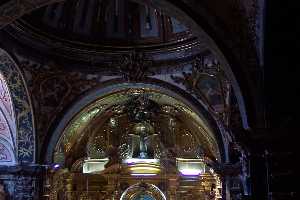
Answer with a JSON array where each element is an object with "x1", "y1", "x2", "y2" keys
[
  {"x1": 122, "y1": 95, "x2": 162, "y2": 159},
  {"x1": 130, "y1": 121, "x2": 158, "y2": 159}
]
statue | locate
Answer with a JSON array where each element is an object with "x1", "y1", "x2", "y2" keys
[{"x1": 130, "y1": 122, "x2": 158, "y2": 159}]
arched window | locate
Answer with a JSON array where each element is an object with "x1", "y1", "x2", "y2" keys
[{"x1": 0, "y1": 73, "x2": 16, "y2": 165}]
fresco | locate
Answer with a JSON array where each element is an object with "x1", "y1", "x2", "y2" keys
[{"x1": 170, "y1": 56, "x2": 231, "y2": 122}]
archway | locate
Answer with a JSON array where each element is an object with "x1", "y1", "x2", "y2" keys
[
  {"x1": 44, "y1": 83, "x2": 224, "y2": 199},
  {"x1": 0, "y1": 49, "x2": 35, "y2": 163},
  {"x1": 0, "y1": 48, "x2": 36, "y2": 199},
  {"x1": 0, "y1": 0, "x2": 254, "y2": 129},
  {"x1": 0, "y1": 0, "x2": 258, "y2": 199}
]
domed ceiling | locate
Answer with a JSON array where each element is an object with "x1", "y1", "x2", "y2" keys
[
  {"x1": 16, "y1": 0, "x2": 193, "y2": 48},
  {"x1": 2, "y1": 0, "x2": 239, "y2": 167}
]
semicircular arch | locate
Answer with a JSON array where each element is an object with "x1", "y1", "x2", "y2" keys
[
  {"x1": 0, "y1": 48, "x2": 35, "y2": 163},
  {"x1": 45, "y1": 81, "x2": 229, "y2": 164}
]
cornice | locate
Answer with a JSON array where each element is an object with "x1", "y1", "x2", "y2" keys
[{"x1": 4, "y1": 22, "x2": 209, "y2": 68}]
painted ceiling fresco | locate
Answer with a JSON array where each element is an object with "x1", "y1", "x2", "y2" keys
[
  {"x1": 0, "y1": 0, "x2": 247, "y2": 166},
  {"x1": 17, "y1": 0, "x2": 191, "y2": 46},
  {"x1": 0, "y1": 0, "x2": 264, "y2": 63}
]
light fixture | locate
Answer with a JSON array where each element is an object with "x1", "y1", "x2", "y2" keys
[
  {"x1": 176, "y1": 158, "x2": 205, "y2": 176},
  {"x1": 53, "y1": 164, "x2": 60, "y2": 169},
  {"x1": 83, "y1": 158, "x2": 109, "y2": 174},
  {"x1": 124, "y1": 158, "x2": 160, "y2": 176}
]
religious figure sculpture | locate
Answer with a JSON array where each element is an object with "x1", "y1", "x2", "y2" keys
[
  {"x1": 130, "y1": 121, "x2": 158, "y2": 159},
  {"x1": 123, "y1": 95, "x2": 161, "y2": 160}
]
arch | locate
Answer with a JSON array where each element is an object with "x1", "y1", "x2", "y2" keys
[
  {"x1": 120, "y1": 183, "x2": 166, "y2": 200},
  {"x1": 0, "y1": 0, "x2": 263, "y2": 130},
  {"x1": 45, "y1": 81, "x2": 228, "y2": 164},
  {"x1": 0, "y1": 49, "x2": 35, "y2": 163}
]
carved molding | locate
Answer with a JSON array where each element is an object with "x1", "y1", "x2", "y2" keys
[{"x1": 117, "y1": 51, "x2": 153, "y2": 81}]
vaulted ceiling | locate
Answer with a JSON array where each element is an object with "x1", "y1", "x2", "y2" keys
[
  {"x1": 0, "y1": 0, "x2": 264, "y2": 57},
  {"x1": 0, "y1": 0, "x2": 266, "y2": 129}
]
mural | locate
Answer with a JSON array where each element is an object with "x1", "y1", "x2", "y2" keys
[
  {"x1": 0, "y1": 49, "x2": 34, "y2": 163},
  {"x1": 170, "y1": 56, "x2": 231, "y2": 123}
]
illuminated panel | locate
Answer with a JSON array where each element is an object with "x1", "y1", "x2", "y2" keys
[
  {"x1": 124, "y1": 158, "x2": 160, "y2": 176},
  {"x1": 124, "y1": 158, "x2": 159, "y2": 164},
  {"x1": 82, "y1": 158, "x2": 109, "y2": 173},
  {"x1": 176, "y1": 158, "x2": 205, "y2": 176},
  {"x1": 127, "y1": 163, "x2": 160, "y2": 176}
]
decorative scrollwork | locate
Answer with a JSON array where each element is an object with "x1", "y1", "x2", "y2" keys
[{"x1": 118, "y1": 51, "x2": 153, "y2": 81}]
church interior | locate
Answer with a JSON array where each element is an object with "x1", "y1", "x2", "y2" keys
[{"x1": 0, "y1": 0, "x2": 296, "y2": 200}]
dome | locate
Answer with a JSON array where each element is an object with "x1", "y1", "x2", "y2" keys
[{"x1": 17, "y1": 0, "x2": 193, "y2": 48}]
